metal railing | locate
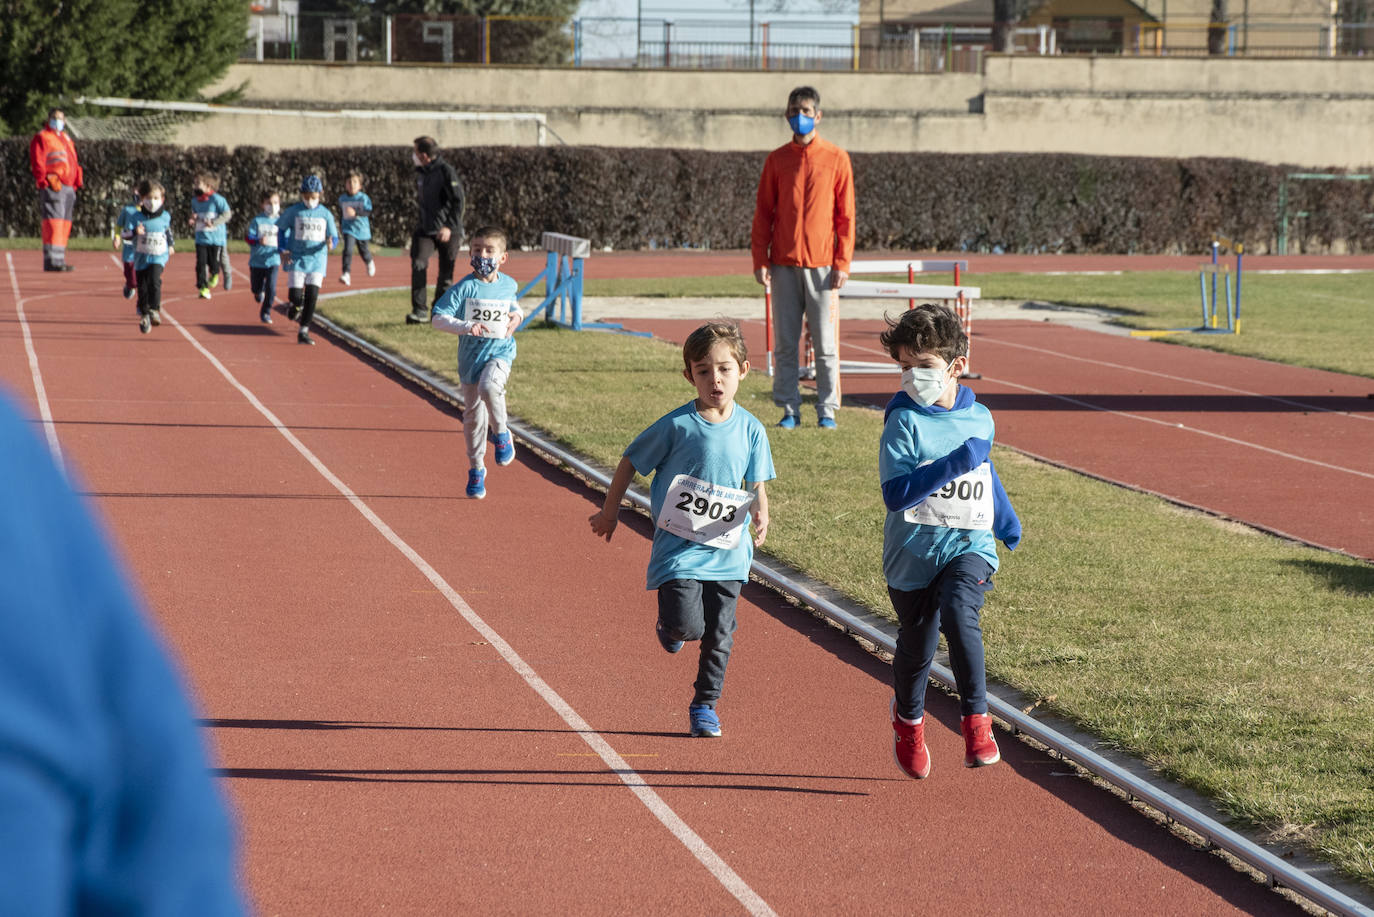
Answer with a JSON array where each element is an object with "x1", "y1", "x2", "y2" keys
[{"x1": 241, "y1": 12, "x2": 1374, "y2": 70}]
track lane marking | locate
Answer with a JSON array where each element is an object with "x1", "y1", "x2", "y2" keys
[
  {"x1": 159, "y1": 309, "x2": 777, "y2": 917},
  {"x1": 5, "y1": 252, "x2": 65, "y2": 474},
  {"x1": 837, "y1": 338, "x2": 1374, "y2": 481}
]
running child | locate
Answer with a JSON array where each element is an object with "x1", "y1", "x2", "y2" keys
[
  {"x1": 126, "y1": 180, "x2": 174, "y2": 335},
  {"x1": 275, "y1": 175, "x2": 339, "y2": 346},
  {"x1": 245, "y1": 191, "x2": 281, "y2": 324},
  {"x1": 337, "y1": 171, "x2": 375, "y2": 285},
  {"x1": 878, "y1": 304, "x2": 1022, "y2": 780},
  {"x1": 112, "y1": 183, "x2": 140, "y2": 302},
  {"x1": 188, "y1": 172, "x2": 232, "y2": 299},
  {"x1": 589, "y1": 321, "x2": 774, "y2": 739},
  {"x1": 431, "y1": 226, "x2": 524, "y2": 499}
]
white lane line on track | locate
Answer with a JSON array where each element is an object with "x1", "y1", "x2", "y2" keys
[
  {"x1": 838, "y1": 338, "x2": 1374, "y2": 481},
  {"x1": 6, "y1": 252, "x2": 65, "y2": 475},
  {"x1": 975, "y1": 333, "x2": 1374, "y2": 424},
  {"x1": 160, "y1": 310, "x2": 777, "y2": 917}
]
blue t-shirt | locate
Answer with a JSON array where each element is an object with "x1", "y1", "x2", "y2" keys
[
  {"x1": 190, "y1": 192, "x2": 230, "y2": 246},
  {"x1": 624, "y1": 402, "x2": 775, "y2": 590},
  {"x1": 880, "y1": 386, "x2": 1001, "y2": 590},
  {"x1": 130, "y1": 208, "x2": 174, "y2": 271},
  {"x1": 245, "y1": 212, "x2": 281, "y2": 269},
  {"x1": 0, "y1": 391, "x2": 246, "y2": 916},
  {"x1": 432, "y1": 272, "x2": 521, "y2": 383},
  {"x1": 117, "y1": 202, "x2": 140, "y2": 263},
  {"x1": 337, "y1": 191, "x2": 372, "y2": 240},
  {"x1": 276, "y1": 202, "x2": 338, "y2": 276}
]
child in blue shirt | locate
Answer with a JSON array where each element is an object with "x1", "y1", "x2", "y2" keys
[
  {"x1": 245, "y1": 191, "x2": 281, "y2": 325},
  {"x1": 188, "y1": 171, "x2": 232, "y2": 299},
  {"x1": 111, "y1": 184, "x2": 139, "y2": 301},
  {"x1": 125, "y1": 179, "x2": 175, "y2": 335},
  {"x1": 878, "y1": 304, "x2": 1022, "y2": 780},
  {"x1": 276, "y1": 175, "x2": 339, "y2": 346},
  {"x1": 590, "y1": 321, "x2": 775, "y2": 738},
  {"x1": 432, "y1": 226, "x2": 525, "y2": 499},
  {"x1": 337, "y1": 170, "x2": 375, "y2": 285}
]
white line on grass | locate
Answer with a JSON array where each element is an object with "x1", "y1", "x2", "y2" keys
[
  {"x1": 161, "y1": 310, "x2": 777, "y2": 917},
  {"x1": 838, "y1": 337, "x2": 1374, "y2": 481},
  {"x1": 5, "y1": 252, "x2": 64, "y2": 474}
]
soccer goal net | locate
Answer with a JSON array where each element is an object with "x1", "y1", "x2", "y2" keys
[{"x1": 69, "y1": 96, "x2": 555, "y2": 148}]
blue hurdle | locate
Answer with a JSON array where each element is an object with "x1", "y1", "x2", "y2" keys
[{"x1": 514, "y1": 232, "x2": 647, "y2": 336}]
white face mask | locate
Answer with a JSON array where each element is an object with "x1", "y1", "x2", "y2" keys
[
  {"x1": 901, "y1": 365, "x2": 953, "y2": 407},
  {"x1": 302, "y1": 196, "x2": 319, "y2": 209},
  {"x1": 143, "y1": 197, "x2": 162, "y2": 211},
  {"x1": 412, "y1": 152, "x2": 424, "y2": 167},
  {"x1": 267, "y1": 204, "x2": 280, "y2": 216}
]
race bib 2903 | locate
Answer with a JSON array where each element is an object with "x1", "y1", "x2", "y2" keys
[{"x1": 657, "y1": 473, "x2": 754, "y2": 550}]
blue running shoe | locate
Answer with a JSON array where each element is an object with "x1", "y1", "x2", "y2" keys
[
  {"x1": 655, "y1": 621, "x2": 684, "y2": 654},
  {"x1": 466, "y1": 467, "x2": 486, "y2": 500},
  {"x1": 494, "y1": 431, "x2": 515, "y2": 466},
  {"x1": 689, "y1": 704, "x2": 721, "y2": 738},
  {"x1": 818, "y1": 417, "x2": 837, "y2": 429},
  {"x1": 777, "y1": 412, "x2": 799, "y2": 429}
]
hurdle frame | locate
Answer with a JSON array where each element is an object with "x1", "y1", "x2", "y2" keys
[
  {"x1": 515, "y1": 232, "x2": 648, "y2": 336},
  {"x1": 842, "y1": 259, "x2": 981, "y2": 379},
  {"x1": 1130, "y1": 238, "x2": 1243, "y2": 339}
]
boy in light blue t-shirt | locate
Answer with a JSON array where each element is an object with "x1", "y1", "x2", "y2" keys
[
  {"x1": 336, "y1": 170, "x2": 375, "y2": 285},
  {"x1": 878, "y1": 304, "x2": 1022, "y2": 782},
  {"x1": 432, "y1": 226, "x2": 524, "y2": 500},
  {"x1": 590, "y1": 321, "x2": 775, "y2": 739},
  {"x1": 276, "y1": 175, "x2": 339, "y2": 346},
  {"x1": 245, "y1": 191, "x2": 281, "y2": 325},
  {"x1": 125, "y1": 179, "x2": 175, "y2": 335},
  {"x1": 188, "y1": 172, "x2": 232, "y2": 299}
]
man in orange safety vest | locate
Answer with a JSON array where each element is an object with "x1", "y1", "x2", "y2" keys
[{"x1": 29, "y1": 108, "x2": 84, "y2": 272}]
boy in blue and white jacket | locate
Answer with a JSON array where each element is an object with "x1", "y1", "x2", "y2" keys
[
  {"x1": 431, "y1": 226, "x2": 524, "y2": 499},
  {"x1": 276, "y1": 175, "x2": 338, "y2": 346},
  {"x1": 245, "y1": 191, "x2": 281, "y2": 325},
  {"x1": 189, "y1": 172, "x2": 231, "y2": 299},
  {"x1": 112, "y1": 184, "x2": 140, "y2": 301},
  {"x1": 125, "y1": 179, "x2": 175, "y2": 335},
  {"x1": 589, "y1": 321, "x2": 775, "y2": 740},
  {"x1": 337, "y1": 170, "x2": 375, "y2": 285},
  {"x1": 879, "y1": 304, "x2": 1021, "y2": 781}
]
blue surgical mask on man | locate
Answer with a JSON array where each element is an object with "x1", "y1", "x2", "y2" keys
[
  {"x1": 470, "y1": 255, "x2": 497, "y2": 278},
  {"x1": 901, "y1": 365, "x2": 953, "y2": 407},
  {"x1": 787, "y1": 112, "x2": 815, "y2": 136},
  {"x1": 49, "y1": 118, "x2": 64, "y2": 133}
]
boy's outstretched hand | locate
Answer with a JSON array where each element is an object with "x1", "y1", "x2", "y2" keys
[
  {"x1": 752, "y1": 509, "x2": 769, "y2": 548},
  {"x1": 588, "y1": 509, "x2": 618, "y2": 541}
]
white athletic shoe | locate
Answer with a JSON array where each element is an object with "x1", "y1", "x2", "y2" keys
[
  {"x1": 366, "y1": 260, "x2": 376, "y2": 277},
  {"x1": 339, "y1": 272, "x2": 351, "y2": 286}
]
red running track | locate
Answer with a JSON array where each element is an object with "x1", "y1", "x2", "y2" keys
[{"x1": 0, "y1": 249, "x2": 1327, "y2": 915}]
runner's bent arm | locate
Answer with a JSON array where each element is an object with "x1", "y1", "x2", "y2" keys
[
  {"x1": 589, "y1": 457, "x2": 637, "y2": 541},
  {"x1": 749, "y1": 480, "x2": 769, "y2": 547}
]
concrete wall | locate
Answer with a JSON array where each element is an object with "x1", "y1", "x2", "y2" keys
[{"x1": 197, "y1": 57, "x2": 1374, "y2": 169}]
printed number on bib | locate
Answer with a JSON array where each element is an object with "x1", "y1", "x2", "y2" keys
[
  {"x1": 657, "y1": 474, "x2": 754, "y2": 550},
  {"x1": 136, "y1": 232, "x2": 167, "y2": 256},
  {"x1": 466, "y1": 299, "x2": 511, "y2": 338},
  {"x1": 257, "y1": 225, "x2": 278, "y2": 247},
  {"x1": 196, "y1": 211, "x2": 216, "y2": 232},
  {"x1": 904, "y1": 462, "x2": 993, "y2": 531},
  {"x1": 295, "y1": 216, "x2": 326, "y2": 243}
]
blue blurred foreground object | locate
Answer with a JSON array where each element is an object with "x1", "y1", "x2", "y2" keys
[{"x1": 0, "y1": 391, "x2": 246, "y2": 916}]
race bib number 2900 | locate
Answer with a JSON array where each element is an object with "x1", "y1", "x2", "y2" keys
[
  {"x1": 657, "y1": 474, "x2": 754, "y2": 549},
  {"x1": 904, "y1": 462, "x2": 994, "y2": 531}
]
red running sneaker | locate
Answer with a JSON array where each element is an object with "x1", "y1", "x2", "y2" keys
[
  {"x1": 890, "y1": 698, "x2": 931, "y2": 780},
  {"x1": 961, "y1": 713, "x2": 1001, "y2": 767}
]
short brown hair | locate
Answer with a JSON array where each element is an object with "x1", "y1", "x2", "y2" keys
[
  {"x1": 414, "y1": 136, "x2": 438, "y2": 157},
  {"x1": 470, "y1": 225, "x2": 508, "y2": 252},
  {"x1": 878, "y1": 304, "x2": 966, "y2": 364},
  {"x1": 347, "y1": 170, "x2": 363, "y2": 182},
  {"x1": 195, "y1": 171, "x2": 219, "y2": 190},
  {"x1": 683, "y1": 321, "x2": 748, "y2": 371},
  {"x1": 136, "y1": 179, "x2": 164, "y2": 198}
]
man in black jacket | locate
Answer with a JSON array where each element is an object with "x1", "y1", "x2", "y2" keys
[{"x1": 408, "y1": 136, "x2": 466, "y2": 324}]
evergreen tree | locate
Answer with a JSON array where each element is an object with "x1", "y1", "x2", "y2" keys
[{"x1": 0, "y1": 0, "x2": 247, "y2": 135}]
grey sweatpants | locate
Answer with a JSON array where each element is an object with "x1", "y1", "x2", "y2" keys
[
  {"x1": 461, "y1": 359, "x2": 510, "y2": 468},
  {"x1": 770, "y1": 264, "x2": 839, "y2": 419}
]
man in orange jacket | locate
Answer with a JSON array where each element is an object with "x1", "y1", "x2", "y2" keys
[
  {"x1": 751, "y1": 85, "x2": 855, "y2": 430},
  {"x1": 29, "y1": 108, "x2": 83, "y2": 272}
]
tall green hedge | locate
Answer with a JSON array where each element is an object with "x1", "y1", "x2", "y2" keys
[{"x1": 2, "y1": 139, "x2": 1369, "y2": 254}]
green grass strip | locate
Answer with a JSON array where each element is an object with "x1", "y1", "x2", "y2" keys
[{"x1": 321, "y1": 289, "x2": 1374, "y2": 892}]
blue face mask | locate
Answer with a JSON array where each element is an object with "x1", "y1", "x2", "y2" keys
[
  {"x1": 471, "y1": 255, "x2": 497, "y2": 278},
  {"x1": 787, "y1": 112, "x2": 815, "y2": 136},
  {"x1": 49, "y1": 118, "x2": 64, "y2": 133}
]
